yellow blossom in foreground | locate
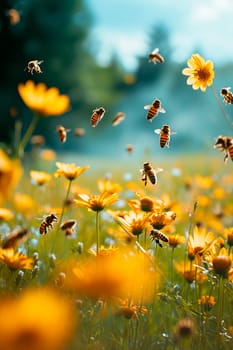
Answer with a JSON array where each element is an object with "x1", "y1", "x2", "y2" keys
[
  {"x1": 55, "y1": 162, "x2": 89, "y2": 181},
  {"x1": 18, "y1": 80, "x2": 70, "y2": 116},
  {"x1": 61, "y1": 250, "x2": 159, "y2": 302},
  {"x1": 182, "y1": 53, "x2": 214, "y2": 92},
  {"x1": 0, "y1": 248, "x2": 34, "y2": 270},
  {"x1": 74, "y1": 191, "x2": 118, "y2": 212},
  {"x1": 0, "y1": 208, "x2": 14, "y2": 221},
  {"x1": 0, "y1": 149, "x2": 23, "y2": 203},
  {"x1": 0, "y1": 288, "x2": 76, "y2": 350},
  {"x1": 30, "y1": 170, "x2": 52, "y2": 186}
]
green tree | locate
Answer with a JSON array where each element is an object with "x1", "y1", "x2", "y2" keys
[{"x1": 0, "y1": 0, "x2": 125, "y2": 151}]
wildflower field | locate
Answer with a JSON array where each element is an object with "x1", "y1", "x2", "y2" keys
[{"x1": 1, "y1": 51, "x2": 233, "y2": 350}]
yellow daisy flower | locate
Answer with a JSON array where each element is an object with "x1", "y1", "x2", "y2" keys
[
  {"x1": 0, "y1": 208, "x2": 14, "y2": 221},
  {"x1": 182, "y1": 53, "x2": 214, "y2": 92},
  {"x1": 0, "y1": 287, "x2": 76, "y2": 350},
  {"x1": 54, "y1": 162, "x2": 89, "y2": 181},
  {"x1": 18, "y1": 80, "x2": 70, "y2": 116},
  {"x1": 74, "y1": 191, "x2": 118, "y2": 212},
  {"x1": 0, "y1": 149, "x2": 23, "y2": 203},
  {"x1": 0, "y1": 248, "x2": 34, "y2": 270},
  {"x1": 30, "y1": 170, "x2": 52, "y2": 186}
]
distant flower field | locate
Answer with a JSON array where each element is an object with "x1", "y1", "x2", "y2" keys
[{"x1": 0, "y1": 52, "x2": 233, "y2": 350}]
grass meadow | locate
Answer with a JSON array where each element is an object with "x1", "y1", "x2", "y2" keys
[{"x1": 0, "y1": 53, "x2": 233, "y2": 350}]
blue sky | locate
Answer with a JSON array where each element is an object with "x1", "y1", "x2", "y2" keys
[{"x1": 86, "y1": 0, "x2": 233, "y2": 70}]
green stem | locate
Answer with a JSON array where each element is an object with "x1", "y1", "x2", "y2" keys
[
  {"x1": 96, "y1": 210, "x2": 100, "y2": 255},
  {"x1": 211, "y1": 85, "x2": 233, "y2": 132},
  {"x1": 217, "y1": 276, "x2": 224, "y2": 342},
  {"x1": 17, "y1": 113, "x2": 40, "y2": 158},
  {"x1": 52, "y1": 179, "x2": 73, "y2": 253}
]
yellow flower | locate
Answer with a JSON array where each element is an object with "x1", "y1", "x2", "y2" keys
[
  {"x1": 128, "y1": 194, "x2": 163, "y2": 213},
  {"x1": 109, "y1": 210, "x2": 150, "y2": 237},
  {"x1": 175, "y1": 261, "x2": 207, "y2": 284},
  {"x1": 0, "y1": 287, "x2": 76, "y2": 350},
  {"x1": 0, "y1": 149, "x2": 23, "y2": 203},
  {"x1": 182, "y1": 53, "x2": 214, "y2": 92},
  {"x1": 13, "y1": 192, "x2": 36, "y2": 216},
  {"x1": 198, "y1": 295, "x2": 216, "y2": 312},
  {"x1": 54, "y1": 162, "x2": 89, "y2": 181},
  {"x1": 62, "y1": 250, "x2": 159, "y2": 302},
  {"x1": 98, "y1": 179, "x2": 122, "y2": 194},
  {"x1": 167, "y1": 234, "x2": 185, "y2": 248},
  {"x1": 0, "y1": 248, "x2": 34, "y2": 270},
  {"x1": 74, "y1": 191, "x2": 118, "y2": 212},
  {"x1": 0, "y1": 208, "x2": 14, "y2": 221},
  {"x1": 212, "y1": 247, "x2": 232, "y2": 277},
  {"x1": 30, "y1": 170, "x2": 51, "y2": 186},
  {"x1": 18, "y1": 80, "x2": 70, "y2": 116},
  {"x1": 187, "y1": 226, "x2": 216, "y2": 264}
]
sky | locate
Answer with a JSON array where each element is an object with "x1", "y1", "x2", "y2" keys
[{"x1": 86, "y1": 0, "x2": 233, "y2": 71}]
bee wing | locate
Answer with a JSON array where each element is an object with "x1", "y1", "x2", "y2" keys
[
  {"x1": 151, "y1": 48, "x2": 159, "y2": 54},
  {"x1": 154, "y1": 129, "x2": 161, "y2": 135},
  {"x1": 170, "y1": 130, "x2": 177, "y2": 135},
  {"x1": 38, "y1": 60, "x2": 44, "y2": 64},
  {"x1": 144, "y1": 104, "x2": 152, "y2": 110},
  {"x1": 159, "y1": 107, "x2": 166, "y2": 113},
  {"x1": 155, "y1": 167, "x2": 163, "y2": 174}
]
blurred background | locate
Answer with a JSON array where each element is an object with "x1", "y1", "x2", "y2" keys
[{"x1": 1, "y1": 0, "x2": 233, "y2": 159}]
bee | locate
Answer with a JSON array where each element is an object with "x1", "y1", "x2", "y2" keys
[
  {"x1": 140, "y1": 162, "x2": 163, "y2": 186},
  {"x1": 126, "y1": 144, "x2": 133, "y2": 154},
  {"x1": 56, "y1": 125, "x2": 71, "y2": 143},
  {"x1": 112, "y1": 112, "x2": 126, "y2": 126},
  {"x1": 91, "y1": 107, "x2": 106, "y2": 127},
  {"x1": 60, "y1": 219, "x2": 77, "y2": 236},
  {"x1": 150, "y1": 229, "x2": 169, "y2": 248},
  {"x1": 25, "y1": 60, "x2": 43, "y2": 74},
  {"x1": 148, "y1": 48, "x2": 164, "y2": 64},
  {"x1": 74, "y1": 128, "x2": 85, "y2": 137},
  {"x1": 220, "y1": 87, "x2": 233, "y2": 104},
  {"x1": 154, "y1": 124, "x2": 176, "y2": 148},
  {"x1": 2, "y1": 228, "x2": 29, "y2": 250},
  {"x1": 144, "y1": 99, "x2": 166, "y2": 122},
  {"x1": 214, "y1": 135, "x2": 233, "y2": 163},
  {"x1": 39, "y1": 214, "x2": 58, "y2": 235}
]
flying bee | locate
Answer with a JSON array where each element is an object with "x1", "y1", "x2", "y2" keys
[
  {"x1": 220, "y1": 87, "x2": 233, "y2": 104},
  {"x1": 126, "y1": 144, "x2": 133, "y2": 154},
  {"x1": 214, "y1": 135, "x2": 233, "y2": 163},
  {"x1": 74, "y1": 128, "x2": 85, "y2": 137},
  {"x1": 144, "y1": 99, "x2": 166, "y2": 122},
  {"x1": 150, "y1": 229, "x2": 169, "y2": 248},
  {"x1": 56, "y1": 125, "x2": 71, "y2": 143},
  {"x1": 140, "y1": 162, "x2": 163, "y2": 186},
  {"x1": 148, "y1": 48, "x2": 164, "y2": 64},
  {"x1": 112, "y1": 112, "x2": 126, "y2": 126},
  {"x1": 25, "y1": 60, "x2": 43, "y2": 74},
  {"x1": 2, "y1": 228, "x2": 29, "y2": 250},
  {"x1": 60, "y1": 219, "x2": 77, "y2": 236},
  {"x1": 91, "y1": 107, "x2": 106, "y2": 127},
  {"x1": 39, "y1": 214, "x2": 58, "y2": 235},
  {"x1": 154, "y1": 124, "x2": 176, "y2": 148}
]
